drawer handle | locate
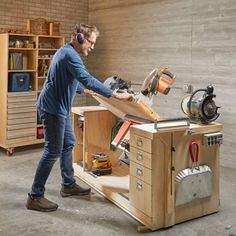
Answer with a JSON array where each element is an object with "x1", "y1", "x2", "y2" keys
[
  {"x1": 136, "y1": 182, "x2": 143, "y2": 191},
  {"x1": 136, "y1": 167, "x2": 143, "y2": 176},
  {"x1": 136, "y1": 137, "x2": 143, "y2": 147},
  {"x1": 136, "y1": 152, "x2": 143, "y2": 161}
]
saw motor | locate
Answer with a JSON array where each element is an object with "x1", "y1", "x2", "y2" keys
[{"x1": 141, "y1": 68, "x2": 176, "y2": 96}]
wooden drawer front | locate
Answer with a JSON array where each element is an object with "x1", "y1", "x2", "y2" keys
[
  {"x1": 7, "y1": 123, "x2": 36, "y2": 131},
  {"x1": 7, "y1": 128, "x2": 35, "y2": 140},
  {"x1": 130, "y1": 134, "x2": 152, "y2": 153},
  {"x1": 8, "y1": 101, "x2": 36, "y2": 109},
  {"x1": 130, "y1": 175, "x2": 152, "y2": 217},
  {"x1": 7, "y1": 91, "x2": 37, "y2": 98},
  {"x1": 8, "y1": 97, "x2": 36, "y2": 103},
  {"x1": 130, "y1": 161, "x2": 152, "y2": 185},
  {"x1": 7, "y1": 107, "x2": 36, "y2": 114},
  {"x1": 8, "y1": 112, "x2": 36, "y2": 120},
  {"x1": 7, "y1": 117, "x2": 35, "y2": 125},
  {"x1": 130, "y1": 146, "x2": 152, "y2": 169}
]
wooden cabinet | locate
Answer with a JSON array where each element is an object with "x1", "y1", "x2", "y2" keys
[
  {"x1": 0, "y1": 33, "x2": 64, "y2": 155},
  {"x1": 72, "y1": 106, "x2": 223, "y2": 231}
]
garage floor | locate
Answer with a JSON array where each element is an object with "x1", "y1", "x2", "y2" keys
[{"x1": 0, "y1": 146, "x2": 235, "y2": 236}]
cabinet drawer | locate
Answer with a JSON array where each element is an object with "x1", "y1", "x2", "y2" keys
[
  {"x1": 129, "y1": 175, "x2": 152, "y2": 217},
  {"x1": 7, "y1": 102, "x2": 36, "y2": 109},
  {"x1": 130, "y1": 146, "x2": 152, "y2": 169},
  {"x1": 7, "y1": 91, "x2": 37, "y2": 98},
  {"x1": 130, "y1": 134, "x2": 152, "y2": 153},
  {"x1": 130, "y1": 161, "x2": 152, "y2": 185},
  {"x1": 8, "y1": 112, "x2": 36, "y2": 120},
  {"x1": 7, "y1": 128, "x2": 36, "y2": 140},
  {"x1": 8, "y1": 97, "x2": 36, "y2": 103},
  {"x1": 7, "y1": 123, "x2": 36, "y2": 131},
  {"x1": 7, "y1": 117, "x2": 35, "y2": 125},
  {"x1": 7, "y1": 107, "x2": 36, "y2": 114}
]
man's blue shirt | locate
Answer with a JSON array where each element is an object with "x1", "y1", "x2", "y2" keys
[{"x1": 37, "y1": 43, "x2": 112, "y2": 117}]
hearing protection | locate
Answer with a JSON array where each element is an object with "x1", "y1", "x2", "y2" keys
[
  {"x1": 75, "y1": 23, "x2": 85, "y2": 44},
  {"x1": 76, "y1": 33, "x2": 85, "y2": 44}
]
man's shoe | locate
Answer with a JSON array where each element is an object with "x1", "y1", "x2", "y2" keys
[
  {"x1": 60, "y1": 183, "x2": 91, "y2": 197},
  {"x1": 26, "y1": 194, "x2": 58, "y2": 212}
]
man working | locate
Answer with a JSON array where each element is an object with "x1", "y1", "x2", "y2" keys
[{"x1": 26, "y1": 23, "x2": 133, "y2": 212}]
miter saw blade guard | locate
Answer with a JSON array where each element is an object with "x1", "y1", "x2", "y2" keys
[{"x1": 103, "y1": 76, "x2": 134, "y2": 94}]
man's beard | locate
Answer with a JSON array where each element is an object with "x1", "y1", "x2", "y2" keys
[{"x1": 81, "y1": 45, "x2": 88, "y2": 56}]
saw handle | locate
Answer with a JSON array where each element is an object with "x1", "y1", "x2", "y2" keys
[
  {"x1": 160, "y1": 68, "x2": 176, "y2": 85},
  {"x1": 189, "y1": 140, "x2": 199, "y2": 164},
  {"x1": 162, "y1": 69, "x2": 174, "y2": 78}
]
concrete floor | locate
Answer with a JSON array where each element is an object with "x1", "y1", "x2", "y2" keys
[{"x1": 0, "y1": 145, "x2": 235, "y2": 236}]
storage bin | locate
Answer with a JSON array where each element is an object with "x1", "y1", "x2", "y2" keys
[{"x1": 9, "y1": 73, "x2": 30, "y2": 92}]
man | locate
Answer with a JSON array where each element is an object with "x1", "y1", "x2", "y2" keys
[{"x1": 26, "y1": 23, "x2": 133, "y2": 212}]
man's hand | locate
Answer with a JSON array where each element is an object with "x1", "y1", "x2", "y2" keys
[
  {"x1": 112, "y1": 91, "x2": 133, "y2": 101},
  {"x1": 84, "y1": 89, "x2": 97, "y2": 96}
]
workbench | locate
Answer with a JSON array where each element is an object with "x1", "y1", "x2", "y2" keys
[{"x1": 71, "y1": 104, "x2": 223, "y2": 231}]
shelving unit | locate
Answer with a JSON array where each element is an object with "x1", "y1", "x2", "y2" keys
[{"x1": 0, "y1": 33, "x2": 64, "y2": 155}]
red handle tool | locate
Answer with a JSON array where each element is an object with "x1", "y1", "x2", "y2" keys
[{"x1": 189, "y1": 140, "x2": 199, "y2": 164}]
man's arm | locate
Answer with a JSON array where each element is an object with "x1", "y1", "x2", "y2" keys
[{"x1": 67, "y1": 52, "x2": 133, "y2": 101}]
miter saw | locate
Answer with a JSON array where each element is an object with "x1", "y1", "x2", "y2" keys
[
  {"x1": 103, "y1": 67, "x2": 176, "y2": 103},
  {"x1": 105, "y1": 67, "x2": 176, "y2": 165}
]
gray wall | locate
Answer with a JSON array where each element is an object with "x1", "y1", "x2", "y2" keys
[{"x1": 88, "y1": 0, "x2": 236, "y2": 168}]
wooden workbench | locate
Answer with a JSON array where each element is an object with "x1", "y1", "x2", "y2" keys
[{"x1": 71, "y1": 105, "x2": 223, "y2": 231}]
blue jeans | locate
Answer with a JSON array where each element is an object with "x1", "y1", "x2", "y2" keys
[{"x1": 31, "y1": 110, "x2": 76, "y2": 197}]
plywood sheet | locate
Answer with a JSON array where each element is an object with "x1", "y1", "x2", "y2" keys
[{"x1": 94, "y1": 95, "x2": 160, "y2": 122}]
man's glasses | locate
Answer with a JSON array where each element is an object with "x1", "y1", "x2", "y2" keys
[{"x1": 86, "y1": 38, "x2": 95, "y2": 46}]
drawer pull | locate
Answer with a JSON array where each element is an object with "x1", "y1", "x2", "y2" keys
[
  {"x1": 136, "y1": 152, "x2": 143, "y2": 161},
  {"x1": 136, "y1": 167, "x2": 143, "y2": 176},
  {"x1": 136, "y1": 137, "x2": 143, "y2": 147},
  {"x1": 136, "y1": 182, "x2": 143, "y2": 191}
]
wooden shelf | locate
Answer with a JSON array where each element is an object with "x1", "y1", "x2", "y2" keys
[
  {"x1": 0, "y1": 33, "x2": 64, "y2": 154},
  {"x1": 38, "y1": 57, "x2": 52, "y2": 60},
  {"x1": 38, "y1": 48, "x2": 57, "y2": 51},
  {"x1": 8, "y1": 69, "x2": 37, "y2": 72},
  {"x1": 9, "y1": 48, "x2": 37, "y2": 51}
]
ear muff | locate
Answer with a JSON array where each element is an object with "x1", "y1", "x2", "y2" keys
[{"x1": 76, "y1": 33, "x2": 85, "y2": 44}]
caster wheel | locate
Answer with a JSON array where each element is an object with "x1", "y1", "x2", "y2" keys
[{"x1": 6, "y1": 148, "x2": 14, "y2": 156}]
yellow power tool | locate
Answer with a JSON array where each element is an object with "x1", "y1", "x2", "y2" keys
[{"x1": 91, "y1": 153, "x2": 112, "y2": 176}]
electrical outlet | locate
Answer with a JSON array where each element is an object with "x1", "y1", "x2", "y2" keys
[{"x1": 203, "y1": 132, "x2": 223, "y2": 146}]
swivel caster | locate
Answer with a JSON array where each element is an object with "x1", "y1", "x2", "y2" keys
[{"x1": 6, "y1": 148, "x2": 14, "y2": 156}]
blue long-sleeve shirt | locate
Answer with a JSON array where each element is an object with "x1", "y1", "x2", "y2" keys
[{"x1": 37, "y1": 43, "x2": 113, "y2": 117}]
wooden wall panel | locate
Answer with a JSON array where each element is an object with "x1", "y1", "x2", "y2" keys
[{"x1": 88, "y1": 0, "x2": 236, "y2": 168}]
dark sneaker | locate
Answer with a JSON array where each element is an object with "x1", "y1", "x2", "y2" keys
[
  {"x1": 60, "y1": 183, "x2": 91, "y2": 197},
  {"x1": 26, "y1": 193, "x2": 58, "y2": 212}
]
